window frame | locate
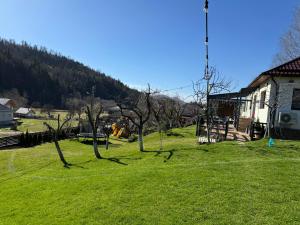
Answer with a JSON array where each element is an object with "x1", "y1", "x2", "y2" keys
[
  {"x1": 260, "y1": 91, "x2": 266, "y2": 109},
  {"x1": 291, "y1": 88, "x2": 300, "y2": 110}
]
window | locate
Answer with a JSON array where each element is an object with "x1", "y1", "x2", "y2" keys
[
  {"x1": 260, "y1": 91, "x2": 266, "y2": 109},
  {"x1": 291, "y1": 88, "x2": 300, "y2": 110},
  {"x1": 243, "y1": 102, "x2": 247, "y2": 112}
]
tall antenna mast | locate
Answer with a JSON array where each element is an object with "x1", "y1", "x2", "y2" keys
[
  {"x1": 204, "y1": 0, "x2": 211, "y2": 143},
  {"x1": 204, "y1": 0, "x2": 209, "y2": 80}
]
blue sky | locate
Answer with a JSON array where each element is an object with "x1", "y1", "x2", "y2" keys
[{"x1": 0, "y1": 0, "x2": 299, "y2": 99}]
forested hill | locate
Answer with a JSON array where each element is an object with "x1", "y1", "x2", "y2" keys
[{"x1": 0, "y1": 39, "x2": 138, "y2": 108}]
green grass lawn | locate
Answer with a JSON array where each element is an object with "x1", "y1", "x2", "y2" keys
[
  {"x1": 0, "y1": 126, "x2": 300, "y2": 224},
  {"x1": 16, "y1": 118, "x2": 78, "y2": 133}
]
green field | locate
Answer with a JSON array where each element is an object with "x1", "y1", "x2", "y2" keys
[
  {"x1": 0, "y1": 126, "x2": 300, "y2": 224},
  {"x1": 16, "y1": 118, "x2": 78, "y2": 133}
]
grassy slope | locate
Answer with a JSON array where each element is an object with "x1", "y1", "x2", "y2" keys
[
  {"x1": 0, "y1": 126, "x2": 300, "y2": 225},
  {"x1": 17, "y1": 118, "x2": 78, "y2": 133}
]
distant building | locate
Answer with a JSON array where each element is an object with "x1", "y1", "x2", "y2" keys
[
  {"x1": 15, "y1": 107, "x2": 35, "y2": 118},
  {"x1": 0, "y1": 104, "x2": 13, "y2": 126},
  {"x1": 0, "y1": 98, "x2": 16, "y2": 110}
]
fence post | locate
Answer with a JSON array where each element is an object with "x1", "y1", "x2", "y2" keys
[{"x1": 250, "y1": 122, "x2": 255, "y2": 141}]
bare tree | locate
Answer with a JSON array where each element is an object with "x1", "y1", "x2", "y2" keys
[
  {"x1": 193, "y1": 81, "x2": 206, "y2": 136},
  {"x1": 102, "y1": 120, "x2": 112, "y2": 150},
  {"x1": 160, "y1": 97, "x2": 186, "y2": 129},
  {"x1": 262, "y1": 79, "x2": 290, "y2": 138},
  {"x1": 44, "y1": 114, "x2": 72, "y2": 167},
  {"x1": 65, "y1": 97, "x2": 86, "y2": 121},
  {"x1": 85, "y1": 87, "x2": 103, "y2": 159},
  {"x1": 151, "y1": 96, "x2": 167, "y2": 150},
  {"x1": 42, "y1": 104, "x2": 54, "y2": 118},
  {"x1": 194, "y1": 67, "x2": 231, "y2": 143},
  {"x1": 117, "y1": 85, "x2": 151, "y2": 152},
  {"x1": 273, "y1": 7, "x2": 300, "y2": 66}
]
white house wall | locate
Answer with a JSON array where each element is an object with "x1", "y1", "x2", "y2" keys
[
  {"x1": 240, "y1": 81, "x2": 273, "y2": 123},
  {"x1": 275, "y1": 77, "x2": 300, "y2": 129}
]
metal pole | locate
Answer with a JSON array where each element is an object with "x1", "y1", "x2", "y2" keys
[{"x1": 204, "y1": 0, "x2": 211, "y2": 143}]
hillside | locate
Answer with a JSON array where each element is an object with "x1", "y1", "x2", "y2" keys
[
  {"x1": 0, "y1": 126, "x2": 300, "y2": 224},
  {"x1": 0, "y1": 39, "x2": 138, "y2": 108}
]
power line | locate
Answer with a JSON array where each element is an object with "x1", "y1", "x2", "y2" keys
[{"x1": 160, "y1": 84, "x2": 193, "y2": 93}]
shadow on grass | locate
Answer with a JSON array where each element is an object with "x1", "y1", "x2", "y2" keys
[
  {"x1": 79, "y1": 140, "x2": 110, "y2": 145},
  {"x1": 166, "y1": 131, "x2": 184, "y2": 137},
  {"x1": 65, "y1": 159, "x2": 95, "y2": 169},
  {"x1": 142, "y1": 149, "x2": 177, "y2": 162},
  {"x1": 103, "y1": 157, "x2": 128, "y2": 166},
  {"x1": 76, "y1": 140, "x2": 122, "y2": 149}
]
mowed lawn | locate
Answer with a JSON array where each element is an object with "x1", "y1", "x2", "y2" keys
[
  {"x1": 0, "y1": 126, "x2": 300, "y2": 225},
  {"x1": 17, "y1": 118, "x2": 78, "y2": 132}
]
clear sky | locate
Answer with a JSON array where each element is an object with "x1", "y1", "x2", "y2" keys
[{"x1": 0, "y1": 0, "x2": 299, "y2": 99}]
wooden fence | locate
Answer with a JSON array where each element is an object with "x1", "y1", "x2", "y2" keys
[{"x1": 0, "y1": 127, "x2": 79, "y2": 149}]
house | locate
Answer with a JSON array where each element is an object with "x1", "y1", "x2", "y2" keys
[
  {"x1": 0, "y1": 98, "x2": 16, "y2": 110},
  {"x1": 209, "y1": 57, "x2": 300, "y2": 138},
  {"x1": 15, "y1": 107, "x2": 35, "y2": 118},
  {"x1": 239, "y1": 57, "x2": 300, "y2": 132},
  {"x1": 0, "y1": 104, "x2": 13, "y2": 126}
]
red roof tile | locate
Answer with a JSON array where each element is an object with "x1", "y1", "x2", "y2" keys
[{"x1": 248, "y1": 57, "x2": 300, "y2": 88}]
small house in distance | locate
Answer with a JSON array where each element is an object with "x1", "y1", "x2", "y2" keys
[
  {"x1": 0, "y1": 98, "x2": 16, "y2": 110},
  {"x1": 15, "y1": 107, "x2": 36, "y2": 118},
  {"x1": 0, "y1": 104, "x2": 13, "y2": 127}
]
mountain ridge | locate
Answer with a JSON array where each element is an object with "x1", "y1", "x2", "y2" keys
[{"x1": 0, "y1": 38, "x2": 138, "y2": 108}]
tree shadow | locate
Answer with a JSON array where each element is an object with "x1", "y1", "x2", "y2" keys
[
  {"x1": 79, "y1": 140, "x2": 111, "y2": 145},
  {"x1": 66, "y1": 159, "x2": 94, "y2": 169},
  {"x1": 142, "y1": 149, "x2": 177, "y2": 162},
  {"x1": 166, "y1": 131, "x2": 184, "y2": 137},
  {"x1": 103, "y1": 157, "x2": 128, "y2": 166}
]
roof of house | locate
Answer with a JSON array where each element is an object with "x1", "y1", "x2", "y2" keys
[
  {"x1": 15, "y1": 107, "x2": 34, "y2": 115},
  {"x1": 0, "y1": 98, "x2": 12, "y2": 106},
  {"x1": 248, "y1": 56, "x2": 300, "y2": 88},
  {"x1": 0, "y1": 104, "x2": 10, "y2": 111}
]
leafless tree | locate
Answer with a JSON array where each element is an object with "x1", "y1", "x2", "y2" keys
[
  {"x1": 262, "y1": 80, "x2": 290, "y2": 138},
  {"x1": 65, "y1": 97, "x2": 86, "y2": 121},
  {"x1": 151, "y1": 96, "x2": 168, "y2": 150},
  {"x1": 194, "y1": 67, "x2": 232, "y2": 143},
  {"x1": 85, "y1": 87, "x2": 103, "y2": 159},
  {"x1": 102, "y1": 120, "x2": 112, "y2": 150},
  {"x1": 160, "y1": 97, "x2": 186, "y2": 129},
  {"x1": 42, "y1": 104, "x2": 54, "y2": 118},
  {"x1": 273, "y1": 7, "x2": 300, "y2": 66},
  {"x1": 117, "y1": 85, "x2": 151, "y2": 152},
  {"x1": 44, "y1": 114, "x2": 72, "y2": 167}
]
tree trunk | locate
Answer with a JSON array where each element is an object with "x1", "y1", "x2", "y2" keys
[
  {"x1": 169, "y1": 120, "x2": 173, "y2": 129},
  {"x1": 138, "y1": 126, "x2": 144, "y2": 152},
  {"x1": 206, "y1": 109, "x2": 211, "y2": 144},
  {"x1": 93, "y1": 135, "x2": 101, "y2": 159},
  {"x1": 159, "y1": 130, "x2": 163, "y2": 150},
  {"x1": 105, "y1": 136, "x2": 109, "y2": 150},
  {"x1": 54, "y1": 138, "x2": 69, "y2": 166}
]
